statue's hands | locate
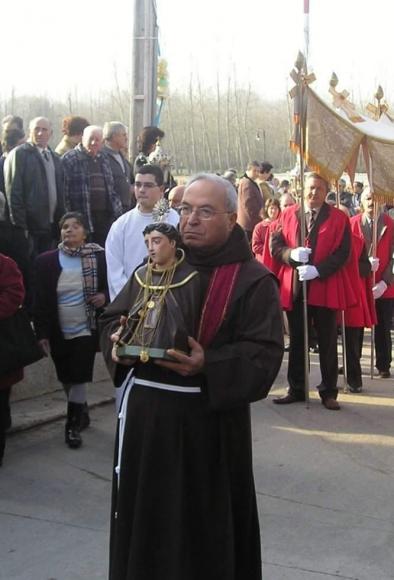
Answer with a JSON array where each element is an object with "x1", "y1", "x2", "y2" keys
[
  {"x1": 155, "y1": 336, "x2": 204, "y2": 376},
  {"x1": 111, "y1": 316, "x2": 135, "y2": 365}
]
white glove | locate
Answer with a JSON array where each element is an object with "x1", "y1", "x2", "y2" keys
[
  {"x1": 297, "y1": 265, "x2": 319, "y2": 281},
  {"x1": 372, "y1": 280, "x2": 387, "y2": 299},
  {"x1": 290, "y1": 246, "x2": 312, "y2": 263},
  {"x1": 369, "y1": 257, "x2": 380, "y2": 272}
]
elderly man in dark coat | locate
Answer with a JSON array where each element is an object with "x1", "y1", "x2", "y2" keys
[
  {"x1": 100, "y1": 173, "x2": 284, "y2": 580},
  {"x1": 236, "y1": 161, "x2": 264, "y2": 241},
  {"x1": 102, "y1": 122, "x2": 135, "y2": 213},
  {"x1": 63, "y1": 125, "x2": 123, "y2": 246},
  {"x1": 5, "y1": 117, "x2": 64, "y2": 258}
]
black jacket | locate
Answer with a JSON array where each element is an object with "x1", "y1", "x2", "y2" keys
[
  {"x1": 5, "y1": 142, "x2": 65, "y2": 234},
  {"x1": 102, "y1": 145, "x2": 135, "y2": 212}
]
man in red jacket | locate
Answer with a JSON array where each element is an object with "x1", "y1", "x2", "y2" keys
[
  {"x1": 270, "y1": 173, "x2": 356, "y2": 410},
  {"x1": 350, "y1": 189, "x2": 394, "y2": 378}
]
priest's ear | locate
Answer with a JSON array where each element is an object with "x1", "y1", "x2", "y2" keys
[{"x1": 227, "y1": 211, "x2": 238, "y2": 230}]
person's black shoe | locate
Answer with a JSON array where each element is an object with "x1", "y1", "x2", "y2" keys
[
  {"x1": 321, "y1": 398, "x2": 341, "y2": 410},
  {"x1": 338, "y1": 367, "x2": 344, "y2": 375},
  {"x1": 379, "y1": 370, "x2": 391, "y2": 379},
  {"x1": 80, "y1": 402, "x2": 90, "y2": 431},
  {"x1": 273, "y1": 393, "x2": 305, "y2": 405},
  {"x1": 65, "y1": 424, "x2": 82, "y2": 449},
  {"x1": 65, "y1": 402, "x2": 83, "y2": 449},
  {"x1": 284, "y1": 344, "x2": 290, "y2": 352},
  {"x1": 348, "y1": 385, "x2": 362, "y2": 393},
  {"x1": 309, "y1": 345, "x2": 319, "y2": 353}
]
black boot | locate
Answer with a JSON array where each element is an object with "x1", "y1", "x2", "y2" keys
[
  {"x1": 80, "y1": 402, "x2": 90, "y2": 431},
  {"x1": 65, "y1": 402, "x2": 83, "y2": 449}
]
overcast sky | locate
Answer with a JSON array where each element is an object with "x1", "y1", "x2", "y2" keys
[{"x1": 2, "y1": 0, "x2": 393, "y2": 107}]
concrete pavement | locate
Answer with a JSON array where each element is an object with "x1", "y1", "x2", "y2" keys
[{"x1": 1, "y1": 345, "x2": 394, "y2": 579}]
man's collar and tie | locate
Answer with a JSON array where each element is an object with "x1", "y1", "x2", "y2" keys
[
  {"x1": 307, "y1": 208, "x2": 316, "y2": 233},
  {"x1": 304, "y1": 206, "x2": 320, "y2": 233},
  {"x1": 36, "y1": 145, "x2": 50, "y2": 161}
]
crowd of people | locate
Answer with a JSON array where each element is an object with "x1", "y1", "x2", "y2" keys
[
  {"x1": 232, "y1": 161, "x2": 393, "y2": 406},
  {"x1": 0, "y1": 114, "x2": 393, "y2": 579}
]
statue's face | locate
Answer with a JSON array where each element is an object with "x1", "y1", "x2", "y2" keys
[{"x1": 144, "y1": 230, "x2": 176, "y2": 267}]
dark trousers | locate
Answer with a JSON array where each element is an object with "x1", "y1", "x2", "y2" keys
[
  {"x1": 344, "y1": 326, "x2": 363, "y2": 389},
  {"x1": 0, "y1": 387, "x2": 11, "y2": 461},
  {"x1": 287, "y1": 293, "x2": 338, "y2": 400},
  {"x1": 374, "y1": 298, "x2": 393, "y2": 372},
  {"x1": 28, "y1": 231, "x2": 56, "y2": 260}
]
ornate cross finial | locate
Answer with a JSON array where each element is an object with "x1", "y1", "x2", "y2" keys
[
  {"x1": 366, "y1": 85, "x2": 391, "y2": 121},
  {"x1": 329, "y1": 72, "x2": 364, "y2": 123},
  {"x1": 289, "y1": 52, "x2": 316, "y2": 100}
]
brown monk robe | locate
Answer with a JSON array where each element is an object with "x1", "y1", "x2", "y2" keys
[{"x1": 100, "y1": 176, "x2": 284, "y2": 580}]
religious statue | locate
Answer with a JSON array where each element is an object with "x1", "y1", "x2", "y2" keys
[{"x1": 115, "y1": 222, "x2": 200, "y2": 363}]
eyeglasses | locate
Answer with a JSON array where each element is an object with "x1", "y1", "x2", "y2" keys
[
  {"x1": 178, "y1": 205, "x2": 232, "y2": 220},
  {"x1": 135, "y1": 181, "x2": 158, "y2": 189}
]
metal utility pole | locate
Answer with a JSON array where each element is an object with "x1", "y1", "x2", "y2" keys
[{"x1": 129, "y1": 0, "x2": 159, "y2": 161}]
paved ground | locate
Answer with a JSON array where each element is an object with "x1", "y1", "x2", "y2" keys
[{"x1": 1, "y1": 344, "x2": 393, "y2": 580}]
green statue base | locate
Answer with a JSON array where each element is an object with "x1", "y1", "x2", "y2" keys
[{"x1": 116, "y1": 344, "x2": 179, "y2": 363}]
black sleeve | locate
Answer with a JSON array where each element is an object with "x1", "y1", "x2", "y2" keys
[
  {"x1": 359, "y1": 243, "x2": 372, "y2": 278},
  {"x1": 5, "y1": 148, "x2": 27, "y2": 229},
  {"x1": 270, "y1": 229, "x2": 300, "y2": 268},
  {"x1": 32, "y1": 256, "x2": 52, "y2": 340},
  {"x1": 203, "y1": 274, "x2": 284, "y2": 410}
]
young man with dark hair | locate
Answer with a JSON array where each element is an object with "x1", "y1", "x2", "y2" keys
[{"x1": 105, "y1": 164, "x2": 178, "y2": 301}]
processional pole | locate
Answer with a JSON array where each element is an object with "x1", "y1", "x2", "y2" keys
[
  {"x1": 366, "y1": 86, "x2": 388, "y2": 380},
  {"x1": 335, "y1": 181, "x2": 349, "y2": 393},
  {"x1": 289, "y1": 2, "x2": 313, "y2": 407},
  {"x1": 302, "y1": 0, "x2": 311, "y2": 407},
  {"x1": 369, "y1": 157, "x2": 378, "y2": 380},
  {"x1": 290, "y1": 51, "x2": 310, "y2": 407}
]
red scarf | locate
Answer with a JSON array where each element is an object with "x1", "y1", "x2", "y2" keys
[{"x1": 197, "y1": 263, "x2": 241, "y2": 348}]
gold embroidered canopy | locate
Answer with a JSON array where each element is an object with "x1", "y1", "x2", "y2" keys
[{"x1": 290, "y1": 57, "x2": 394, "y2": 203}]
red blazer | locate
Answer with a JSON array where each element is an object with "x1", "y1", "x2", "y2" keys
[
  {"x1": 341, "y1": 233, "x2": 376, "y2": 328},
  {"x1": 350, "y1": 213, "x2": 394, "y2": 299},
  {"x1": 252, "y1": 219, "x2": 280, "y2": 267},
  {"x1": 271, "y1": 204, "x2": 357, "y2": 311}
]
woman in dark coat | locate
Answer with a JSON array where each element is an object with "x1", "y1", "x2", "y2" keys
[
  {"x1": 33, "y1": 212, "x2": 109, "y2": 448},
  {"x1": 0, "y1": 253, "x2": 25, "y2": 465}
]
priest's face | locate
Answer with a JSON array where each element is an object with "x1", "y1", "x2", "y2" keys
[
  {"x1": 144, "y1": 230, "x2": 176, "y2": 268},
  {"x1": 304, "y1": 176, "x2": 328, "y2": 209},
  {"x1": 180, "y1": 179, "x2": 237, "y2": 251}
]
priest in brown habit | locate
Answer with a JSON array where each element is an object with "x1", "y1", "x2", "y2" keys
[{"x1": 100, "y1": 173, "x2": 284, "y2": 580}]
